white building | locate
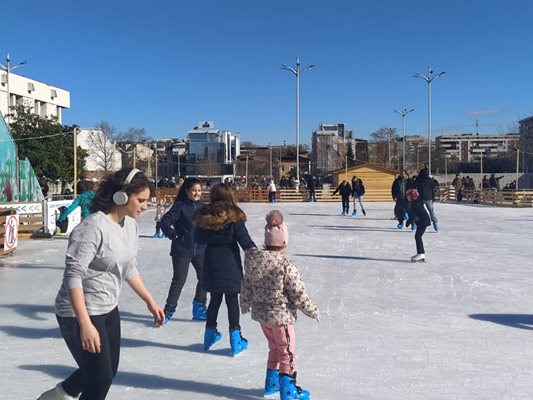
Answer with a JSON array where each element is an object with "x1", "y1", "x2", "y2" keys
[
  {"x1": 436, "y1": 133, "x2": 519, "y2": 163},
  {"x1": 0, "y1": 70, "x2": 70, "y2": 123}
]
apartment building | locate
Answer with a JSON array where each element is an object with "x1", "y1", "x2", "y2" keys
[
  {"x1": 436, "y1": 133, "x2": 519, "y2": 163},
  {"x1": 0, "y1": 71, "x2": 70, "y2": 123}
]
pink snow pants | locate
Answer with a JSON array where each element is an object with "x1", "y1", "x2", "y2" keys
[{"x1": 260, "y1": 323, "x2": 296, "y2": 375}]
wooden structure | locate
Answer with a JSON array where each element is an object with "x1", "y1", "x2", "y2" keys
[
  {"x1": 0, "y1": 202, "x2": 49, "y2": 238},
  {"x1": 331, "y1": 163, "x2": 398, "y2": 201},
  {"x1": 439, "y1": 187, "x2": 533, "y2": 207}
]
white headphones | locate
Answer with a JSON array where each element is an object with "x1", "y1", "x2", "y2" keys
[{"x1": 112, "y1": 168, "x2": 140, "y2": 205}]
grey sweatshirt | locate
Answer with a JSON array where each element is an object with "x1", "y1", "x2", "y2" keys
[{"x1": 55, "y1": 211, "x2": 140, "y2": 317}]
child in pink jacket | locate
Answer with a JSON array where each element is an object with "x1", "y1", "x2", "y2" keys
[{"x1": 241, "y1": 210, "x2": 319, "y2": 400}]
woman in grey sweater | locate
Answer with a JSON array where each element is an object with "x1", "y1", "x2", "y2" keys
[{"x1": 38, "y1": 168, "x2": 165, "y2": 400}]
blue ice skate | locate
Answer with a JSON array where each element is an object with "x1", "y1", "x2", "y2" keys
[
  {"x1": 163, "y1": 306, "x2": 176, "y2": 325},
  {"x1": 229, "y1": 328, "x2": 248, "y2": 356},
  {"x1": 204, "y1": 327, "x2": 223, "y2": 351},
  {"x1": 153, "y1": 232, "x2": 162, "y2": 238},
  {"x1": 279, "y1": 372, "x2": 310, "y2": 400},
  {"x1": 411, "y1": 223, "x2": 417, "y2": 231},
  {"x1": 403, "y1": 212, "x2": 408, "y2": 221},
  {"x1": 192, "y1": 300, "x2": 207, "y2": 321},
  {"x1": 434, "y1": 222, "x2": 439, "y2": 232},
  {"x1": 351, "y1": 210, "x2": 357, "y2": 217},
  {"x1": 397, "y1": 223, "x2": 403, "y2": 229},
  {"x1": 264, "y1": 369, "x2": 280, "y2": 397},
  {"x1": 341, "y1": 211, "x2": 346, "y2": 216}
]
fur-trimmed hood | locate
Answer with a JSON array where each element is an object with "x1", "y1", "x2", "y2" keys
[{"x1": 193, "y1": 203, "x2": 247, "y2": 231}]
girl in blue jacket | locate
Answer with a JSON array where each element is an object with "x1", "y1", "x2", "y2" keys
[{"x1": 160, "y1": 178, "x2": 207, "y2": 323}]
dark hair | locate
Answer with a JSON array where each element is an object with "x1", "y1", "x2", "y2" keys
[
  {"x1": 209, "y1": 183, "x2": 246, "y2": 219},
  {"x1": 85, "y1": 181, "x2": 96, "y2": 191},
  {"x1": 176, "y1": 177, "x2": 202, "y2": 202},
  {"x1": 90, "y1": 168, "x2": 153, "y2": 213}
]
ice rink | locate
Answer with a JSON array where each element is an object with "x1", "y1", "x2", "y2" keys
[{"x1": 1, "y1": 201, "x2": 533, "y2": 400}]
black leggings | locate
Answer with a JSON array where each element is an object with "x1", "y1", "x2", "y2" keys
[
  {"x1": 206, "y1": 292, "x2": 240, "y2": 330},
  {"x1": 165, "y1": 255, "x2": 206, "y2": 310},
  {"x1": 415, "y1": 225, "x2": 427, "y2": 254},
  {"x1": 341, "y1": 196, "x2": 350, "y2": 213},
  {"x1": 57, "y1": 307, "x2": 121, "y2": 400}
]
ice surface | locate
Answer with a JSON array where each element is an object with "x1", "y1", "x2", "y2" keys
[{"x1": 1, "y1": 201, "x2": 533, "y2": 399}]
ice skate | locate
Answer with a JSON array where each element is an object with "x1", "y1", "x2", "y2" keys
[
  {"x1": 433, "y1": 222, "x2": 439, "y2": 232},
  {"x1": 411, "y1": 254, "x2": 426, "y2": 263},
  {"x1": 340, "y1": 211, "x2": 346, "y2": 216},
  {"x1": 152, "y1": 232, "x2": 162, "y2": 238},
  {"x1": 229, "y1": 328, "x2": 248, "y2": 356},
  {"x1": 351, "y1": 210, "x2": 357, "y2": 217},
  {"x1": 163, "y1": 306, "x2": 176, "y2": 325},
  {"x1": 411, "y1": 223, "x2": 417, "y2": 231},
  {"x1": 263, "y1": 369, "x2": 280, "y2": 397},
  {"x1": 362, "y1": 208, "x2": 366, "y2": 216},
  {"x1": 204, "y1": 327, "x2": 222, "y2": 351},
  {"x1": 37, "y1": 383, "x2": 79, "y2": 400},
  {"x1": 397, "y1": 223, "x2": 403, "y2": 229},
  {"x1": 192, "y1": 300, "x2": 207, "y2": 321},
  {"x1": 279, "y1": 372, "x2": 310, "y2": 400}
]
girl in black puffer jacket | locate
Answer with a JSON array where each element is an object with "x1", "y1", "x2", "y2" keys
[{"x1": 193, "y1": 183, "x2": 256, "y2": 356}]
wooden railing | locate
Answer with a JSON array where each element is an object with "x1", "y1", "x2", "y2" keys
[{"x1": 437, "y1": 187, "x2": 533, "y2": 207}]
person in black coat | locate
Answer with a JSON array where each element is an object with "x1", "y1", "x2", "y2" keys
[
  {"x1": 414, "y1": 168, "x2": 439, "y2": 231},
  {"x1": 307, "y1": 175, "x2": 317, "y2": 202},
  {"x1": 333, "y1": 180, "x2": 352, "y2": 215},
  {"x1": 193, "y1": 183, "x2": 256, "y2": 355},
  {"x1": 405, "y1": 188, "x2": 431, "y2": 262},
  {"x1": 160, "y1": 177, "x2": 207, "y2": 324},
  {"x1": 350, "y1": 176, "x2": 366, "y2": 216},
  {"x1": 391, "y1": 170, "x2": 412, "y2": 228}
]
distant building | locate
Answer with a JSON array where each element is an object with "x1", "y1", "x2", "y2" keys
[
  {"x1": 186, "y1": 121, "x2": 240, "y2": 176},
  {"x1": 435, "y1": 133, "x2": 519, "y2": 163},
  {"x1": 311, "y1": 123, "x2": 368, "y2": 176},
  {"x1": 0, "y1": 71, "x2": 70, "y2": 123},
  {"x1": 519, "y1": 116, "x2": 533, "y2": 172}
]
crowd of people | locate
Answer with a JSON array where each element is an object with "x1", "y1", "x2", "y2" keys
[{"x1": 39, "y1": 169, "x2": 318, "y2": 400}]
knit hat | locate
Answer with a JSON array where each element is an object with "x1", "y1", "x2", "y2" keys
[
  {"x1": 264, "y1": 210, "x2": 289, "y2": 247},
  {"x1": 406, "y1": 188, "x2": 420, "y2": 200}
]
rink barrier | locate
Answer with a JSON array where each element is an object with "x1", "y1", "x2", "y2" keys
[
  {"x1": 0, "y1": 202, "x2": 49, "y2": 239},
  {"x1": 156, "y1": 187, "x2": 395, "y2": 203},
  {"x1": 0, "y1": 208, "x2": 18, "y2": 256},
  {"x1": 440, "y1": 187, "x2": 533, "y2": 207}
]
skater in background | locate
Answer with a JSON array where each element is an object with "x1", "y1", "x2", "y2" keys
[
  {"x1": 153, "y1": 196, "x2": 170, "y2": 238},
  {"x1": 56, "y1": 181, "x2": 97, "y2": 226},
  {"x1": 193, "y1": 183, "x2": 256, "y2": 356},
  {"x1": 333, "y1": 179, "x2": 352, "y2": 215},
  {"x1": 489, "y1": 173, "x2": 504, "y2": 191},
  {"x1": 391, "y1": 170, "x2": 412, "y2": 229},
  {"x1": 160, "y1": 177, "x2": 208, "y2": 323},
  {"x1": 414, "y1": 168, "x2": 439, "y2": 232},
  {"x1": 350, "y1": 175, "x2": 366, "y2": 216},
  {"x1": 242, "y1": 210, "x2": 319, "y2": 399},
  {"x1": 38, "y1": 168, "x2": 164, "y2": 400},
  {"x1": 267, "y1": 178, "x2": 277, "y2": 203},
  {"x1": 405, "y1": 188, "x2": 431, "y2": 262},
  {"x1": 452, "y1": 173, "x2": 463, "y2": 203},
  {"x1": 307, "y1": 175, "x2": 317, "y2": 202}
]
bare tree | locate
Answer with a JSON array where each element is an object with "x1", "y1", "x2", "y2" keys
[
  {"x1": 85, "y1": 120, "x2": 119, "y2": 174},
  {"x1": 117, "y1": 127, "x2": 150, "y2": 142}
]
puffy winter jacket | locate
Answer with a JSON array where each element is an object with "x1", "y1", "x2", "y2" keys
[{"x1": 241, "y1": 248, "x2": 319, "y2": 325}]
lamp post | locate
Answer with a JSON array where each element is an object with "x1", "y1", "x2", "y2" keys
[
  {"x1": 0, "y1": 53, "x2": 28, "y2": 123},
  {"x1": 414, "y1": 66, "x2": 445, "y2": 174},
  {"x1": 281, "y1": 57, "x2": 315, "y2": 184},
  {"x1": 394, "y1": 106, "x2": 415, "y2": 170}
]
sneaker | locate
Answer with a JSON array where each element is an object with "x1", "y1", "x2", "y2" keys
[{"x1": 163, "y1": 307, "x2": 176, "y2": 325}]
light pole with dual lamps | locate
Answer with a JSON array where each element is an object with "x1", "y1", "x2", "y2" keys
[
  {"x1": 394, "y1": 106, "x2": 415, "y2": 170},
  {"x1": 0, "y1": 53, "x2": 28, "y2": 123},
  {"x1": 281, "y1": 57, "x2": 315, "y2": 184},
  {"x1": 414, "y1": 66, "x2": 445, "y2": 174}
]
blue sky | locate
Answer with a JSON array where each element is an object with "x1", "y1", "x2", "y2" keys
[{"x1": 3, "y1": 0, "x2": 533, "y2": 145}]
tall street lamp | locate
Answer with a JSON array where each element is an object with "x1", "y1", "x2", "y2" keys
[
  {"x1": 414, "y1": 66, "x2": 445, "y2": 174},
  {"x1": 394, "y1": 106, "x2": 415, "y2": 170},
  {"x1": 281, "y1": 57, "x2": 315, "y2": 183},
  {"x1": 0, "y1": 53, "x2": 28, "y2": 123}
]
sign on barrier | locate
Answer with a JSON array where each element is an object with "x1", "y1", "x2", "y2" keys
[
  {"x1": 46, "y1": 200, "x2": 82, "y2": 234},
  {"x1": 4, "y1": 213, "x2": 19, "y2": 250}
]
